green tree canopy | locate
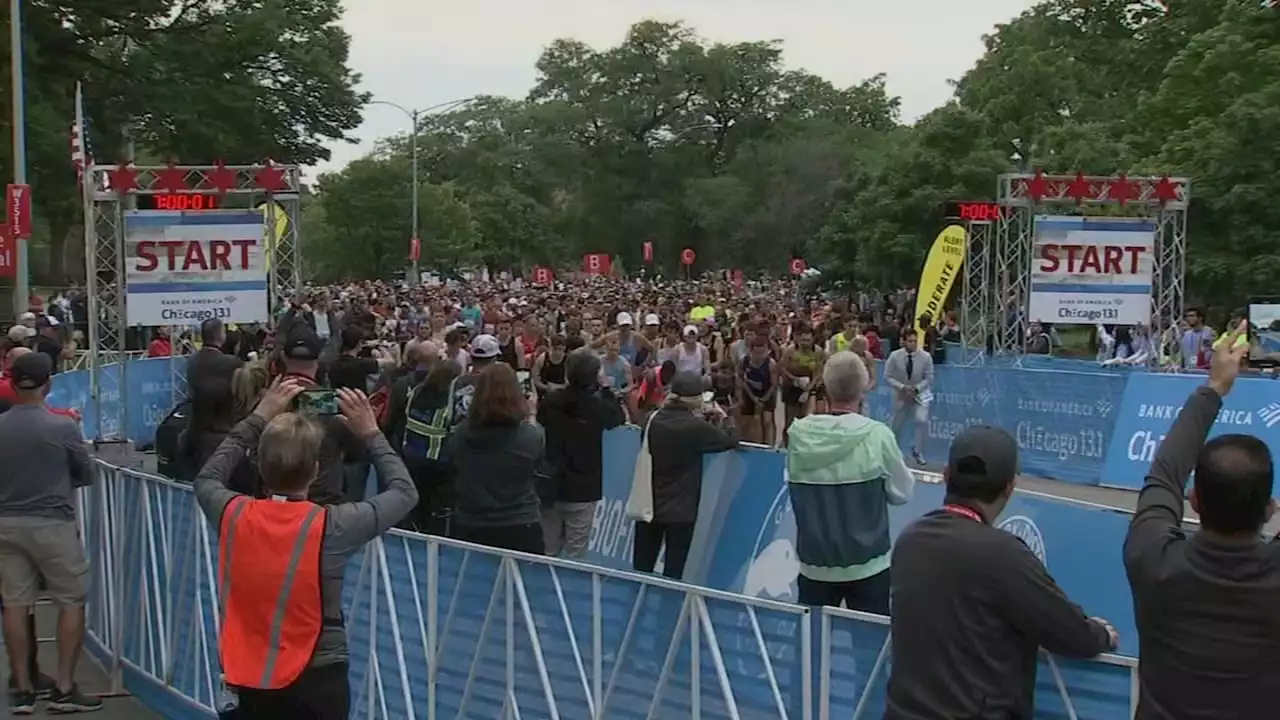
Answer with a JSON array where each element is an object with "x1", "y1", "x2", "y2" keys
[{"x1": 1, "y1": 0, "x2": 367, "y2": 282}]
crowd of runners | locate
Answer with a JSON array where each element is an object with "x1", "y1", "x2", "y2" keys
[{"x1": 256, "y1": 275, "x2": 949, "y2": 445}]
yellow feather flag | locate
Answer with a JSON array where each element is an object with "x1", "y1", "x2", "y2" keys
[
  {"x1": 256, "y1": 201, "x2": 290, "y2": 271},
  {"x1": 913, "y1": 225, "x2": 967, "y2": 333}
]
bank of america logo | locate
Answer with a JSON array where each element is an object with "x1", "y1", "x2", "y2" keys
[
  {"x1": 1259, "y1": 404, "x2": 1280, "y2": 429},
  {"x1": 1096, "y1": 399, "x2": 1113, "y2": 417}
]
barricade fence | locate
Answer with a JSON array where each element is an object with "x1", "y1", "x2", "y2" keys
[
  {"x1": 81, "y1": 460, "x2": 1138, "y2": 719},
  {"x1": 48, "y1": 357, "x2": 1280, "y2": 494}
]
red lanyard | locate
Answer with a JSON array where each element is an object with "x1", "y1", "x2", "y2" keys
[{"x1": 942, "y1": 504, "x2": 984, "y2": 524}]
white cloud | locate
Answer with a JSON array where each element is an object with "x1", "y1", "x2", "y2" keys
[{"x1": 314, "y1": 0, "x2": 1037, "y2": 178}]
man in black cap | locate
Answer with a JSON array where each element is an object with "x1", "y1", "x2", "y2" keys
[
  {"x1": 0, "y1": 353, "x2": 101, "y2": 713},
  {"x1": 631, "y1": 371, "x2": 738, "y2": 580},
  {"x1": 885, "y1": 425, "x2": 1117, "y2": 720},
  {"x1": 273, "y1": 324, "x2": 362, "y2": 504},
  {"x1": 31, "y1": 316, "x2": 64, "y2": 373}
]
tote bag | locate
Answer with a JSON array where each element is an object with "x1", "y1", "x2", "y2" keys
[{"x1": 625, "y1": 412, "x2": 658, "y2": 523}]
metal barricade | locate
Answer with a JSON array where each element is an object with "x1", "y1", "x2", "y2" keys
[{"x1": 80, "y1": 460, "x2": 1141, "y2": 719}]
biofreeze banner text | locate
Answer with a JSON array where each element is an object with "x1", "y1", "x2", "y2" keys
[{"x1": 124, "y1": 210, "x2": 269, "y2": 326}]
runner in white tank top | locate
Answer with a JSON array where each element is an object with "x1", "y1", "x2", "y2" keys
[{"x1": 672, "y1": 325, "x2": 707, "y2": 376}]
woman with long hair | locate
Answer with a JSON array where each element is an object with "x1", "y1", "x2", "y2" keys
[{"x1": 443, "y1": 363, "x2": 545, "y2": 553}]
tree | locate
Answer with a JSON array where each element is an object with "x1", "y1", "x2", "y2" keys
[
  {"x1": 308, "y1": 156, "x2": 479, "y2": 281},
  {"x1": 0, "y1": 0, "x2": 367, "y2": 284},
  {"x1": 303, "y1": 9, "x2": 1280, "y2": 310}
]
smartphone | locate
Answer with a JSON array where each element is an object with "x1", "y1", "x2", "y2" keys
[{"x1": 295, "y1": 389, "x2": 340, "y2": 416}]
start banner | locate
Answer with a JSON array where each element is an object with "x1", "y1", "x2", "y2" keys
[
  {"x1": 1029, "y1": 216, "x2": 1154, "y2": 326},
  {"x1": 124, "y1": 211, "x2": 269, "y2": 326}
]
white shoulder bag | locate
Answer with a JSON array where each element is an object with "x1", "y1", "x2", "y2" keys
[{"x1": 625, "y1": 412, "x2": 658, "y2": 523}]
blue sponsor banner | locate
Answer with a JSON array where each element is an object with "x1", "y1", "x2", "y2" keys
[
  {"x1": 1102, "y1": 372, "x2": 1280, "y2": 493},
  {"x1": 861, "y1": 365, "x2": 1126, "y2": 484},
  {"x1": 594, "y1": 427, "x2": 1142, "y2": 657},
  {"x1": 48, "y1": 358, "x2": 177, "y2": 445}
]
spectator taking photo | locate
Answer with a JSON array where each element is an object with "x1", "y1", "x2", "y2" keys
[
  {"x1": 195, "y1": 381, "x2": 417, "y2": 719},
  {"x1": 1124, "y1": 319, "x2": 1280, "y2": 719}
]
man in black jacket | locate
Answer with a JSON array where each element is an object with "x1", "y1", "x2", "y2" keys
[
  {"x1": 187, "y1": 319, "x2": 242, "y2": 417},
  {"x1": 886, "y1": 425, "x2": 1117, "y2": 719},
  {"x1": 633, "y1": 371, "x2": 739, "y2": 580},
  {"x1": 273, "y1": 324, "x2": 365, "y2": 505},
  {"x1": 1123, "y1": 322, "x2": 1280, "y2": 719},
  {"x1": 538, "y1": 349, "x2": 626, "y2": 558}
]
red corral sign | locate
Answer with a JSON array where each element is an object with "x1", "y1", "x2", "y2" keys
[
  {"x1": 531, "y1": 266, "x2": 554, "y2": 285},
  {"x1": 6, "y1": 184, "x2": 31, "y2": 239},
  {"x1": 0, "y1": 225, "x2": 14, "y2": 278},
  {"x1": 582, "y1": 253, "x2": 612, "y2": 275},
  {"x1": 680, "y1": 248, "x2": 696, "y2": 265},
  {"x1": 789, "y1": 257, "x2": 806, "y2": 275}
]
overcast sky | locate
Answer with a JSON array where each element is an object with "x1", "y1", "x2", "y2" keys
[{"x1": 313, "y1": 0, "x2": 1039, "y2": 178}]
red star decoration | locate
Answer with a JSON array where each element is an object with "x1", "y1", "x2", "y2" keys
[
  {"x1": 1108, "y1": 174, "x2": 1137, "y2": 205},
  {"x1": 207, "y1": 161, "x2": 238, "y2": 194},
  {"x1": 254, "y1": 161, "x2": 288, "y2": 193},
  {"x1": 1152, "y1": 176, "x2": 1181, "y2": 203},
  {"x1": 153, "y1": 162, "x2": 189, "y2": 194},
  {"x1": 1024, "y1": 170, "x2": 1050, "y2": 202},
  {"x1": 107, "y1": 162, "x2": 139, "y2": 194},
  {"x1": 1064, "y1": 172, "x2": 1091, "y2": 204}
]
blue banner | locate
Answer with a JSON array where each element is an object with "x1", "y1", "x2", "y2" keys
[
  {"x1": 47, "y1": 357, "x2": 177, "y2": 445},
  {"x1": 1102, "y1": 372, "x2": 1280, "y2": 492},
  {"x1": 861, "y1": 365, "x2": 1126, "y2": 484},
  {"x1": 592, "y1": 427, "x2": 1143, "y2": 657}
]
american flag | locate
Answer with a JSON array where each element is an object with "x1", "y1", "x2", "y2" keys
[{"x1": 71, "y1": 81, "x2": 93, "y2": 184}]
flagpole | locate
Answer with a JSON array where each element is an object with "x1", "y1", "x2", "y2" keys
[
  {"x1": 10, "y1": 0, "x2": 29, "y2": 317},
  {"x1": 76, "y1": 82, "x2": 101, "y2": 422}
]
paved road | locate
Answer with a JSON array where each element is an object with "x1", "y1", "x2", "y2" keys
[{"x1": 0, "y1": 605, "x2": 159, "y2": 718}]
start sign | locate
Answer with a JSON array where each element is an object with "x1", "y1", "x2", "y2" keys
[
  {"x1": 124, "y1": 210, "x2": 269, "y2": 326},
  {"x1": 1029, "y1": 215, "x2": 1155, "y2": 326}
]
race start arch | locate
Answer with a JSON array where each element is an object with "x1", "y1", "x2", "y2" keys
[
  {"x1": 82, "y1": 161, "x2": 302, "y2": 440},
  {"x1": 961, "y1": 172, "x2": 1190, "y2": 357}
]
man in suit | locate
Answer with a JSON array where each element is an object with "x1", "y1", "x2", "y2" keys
[
  {"x1": 186, "y1": 319, "x2": 243, "y2": 427},
  {"x1": 884, "y1": 327, "x2": 934, "y2": 466}
]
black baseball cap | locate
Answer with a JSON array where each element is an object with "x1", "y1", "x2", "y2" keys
[
  {"x1": 282, "y1": 324, "x2": 324, "y2": 361},
  {"x1": 946, "y1": 425, "x2": 1019, "y2": 496},
  {"x1": 10, "y1": 352, "x2": 53, "y2": 390}
]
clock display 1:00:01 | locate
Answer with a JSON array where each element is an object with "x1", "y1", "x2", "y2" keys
[{"x1": 140, "y1": 193, "x2": 223, "y2": 211}]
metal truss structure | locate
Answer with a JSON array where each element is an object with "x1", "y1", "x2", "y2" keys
[
  {"x1": 985, "y1": 172, "x2": 1190, "y2": 356},
  {"x1": 82, "y1": 162, "x2": 302, "y2": 440},
  {"x1": 959, "y1": 219, "x2": 994, "y2": 362}
]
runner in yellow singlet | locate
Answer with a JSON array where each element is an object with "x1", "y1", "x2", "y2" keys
[{"x1": 780, "y1": 323, "x2": 826, "y2": 441}]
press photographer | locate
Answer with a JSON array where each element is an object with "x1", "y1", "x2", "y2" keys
[{"x1": 195, "y1": 381, "x2": 417, "y2": 720}]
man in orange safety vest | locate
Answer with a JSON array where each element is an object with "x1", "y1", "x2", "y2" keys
[{"x1": 194, "y1": 380, "x2": 418, "y2": 719}]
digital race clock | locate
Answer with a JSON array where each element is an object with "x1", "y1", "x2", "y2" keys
[
  {"x1": 944, "y1": 201, "x2": 1002, "y2": 223},
  {"x1": 137, "y1": 193, "x2": 222, "y2": 211}
]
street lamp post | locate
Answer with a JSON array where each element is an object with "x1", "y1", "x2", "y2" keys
[
  {"x1": 367, "y1": 96, "x2": 478, "y2": 285},
  {"x1": 9, "y1": 0, "x2": 29, "y2": 317}
]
